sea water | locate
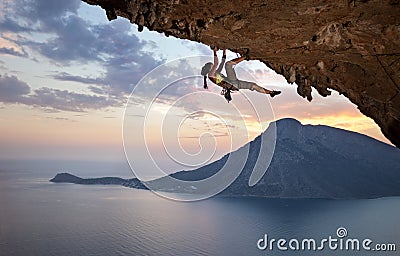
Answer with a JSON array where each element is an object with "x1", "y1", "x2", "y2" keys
[{"x1": 1, "y1": 161, "x2": 399, "y2": 256}]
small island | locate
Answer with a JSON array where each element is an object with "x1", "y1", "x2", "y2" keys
[{"x1": 50, "y1": 173, "x2": 147, "y2": 189}]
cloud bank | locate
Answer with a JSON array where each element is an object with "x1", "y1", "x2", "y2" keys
[
  {"x1": 0, "y1": 0, "x2": 164, "y2": 111},
  {"x1": 0, "y1": 75, "x2": 118, "y2": 111}
]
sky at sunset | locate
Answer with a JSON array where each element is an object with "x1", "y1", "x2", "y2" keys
[{"x1": 0, "y1": 0, "x2": 391, "y2": 175}]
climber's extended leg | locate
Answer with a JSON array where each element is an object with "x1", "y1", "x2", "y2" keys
[
  {"x1": 238, "y1": 81, "x2": 281, "y2": 98},
  {"x1": 252, "y1": 84, "x2": 281, "y2": 97}
]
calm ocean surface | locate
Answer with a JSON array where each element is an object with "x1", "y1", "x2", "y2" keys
[{"x1": 1, "y1": 160, "x2": 399, "y2": 256}]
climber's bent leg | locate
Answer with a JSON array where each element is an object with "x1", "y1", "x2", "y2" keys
[
  {"x1": 225, "y1": 61, "x2": 239, "y2": 81},
  {"x1": 227, "y1": 55, "x2": 246, "y2": 65}
]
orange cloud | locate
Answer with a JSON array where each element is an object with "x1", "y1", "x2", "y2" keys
[{"x1": 0, "y1": 35, "x2": 25, "y2": 56}]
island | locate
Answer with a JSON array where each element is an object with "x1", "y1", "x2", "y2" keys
[{"x1": 51, "y1": 119, "x2": 400, "y2": 199}]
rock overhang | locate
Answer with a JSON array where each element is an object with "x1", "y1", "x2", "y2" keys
[{"x1": 82, "y1": 0, "x2": 400, "y2": 148}]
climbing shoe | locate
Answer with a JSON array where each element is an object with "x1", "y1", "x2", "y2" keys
[{"x1": 270, "y1": 90, "x2": 281, "y2": 98}]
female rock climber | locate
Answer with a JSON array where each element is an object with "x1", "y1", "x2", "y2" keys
[{"x1": 201, "y1": 47, "x2": 281, "y2": 102}]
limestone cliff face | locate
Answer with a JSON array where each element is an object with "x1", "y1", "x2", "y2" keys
[{"x1": 83, "y1": 0, "x2": 400, "y2": 147}]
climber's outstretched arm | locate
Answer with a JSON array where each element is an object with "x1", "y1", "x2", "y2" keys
[
  {"x1": 216, "y1": 49, "x2": 226, "y2": 74},
  {"x1": 209, "y1": 47, "x2": 218, "y2": 77}
]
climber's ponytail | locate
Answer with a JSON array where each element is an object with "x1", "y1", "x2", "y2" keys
[{"x1": 203, "y1": 76, "x2": 208, "y2": 89}]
